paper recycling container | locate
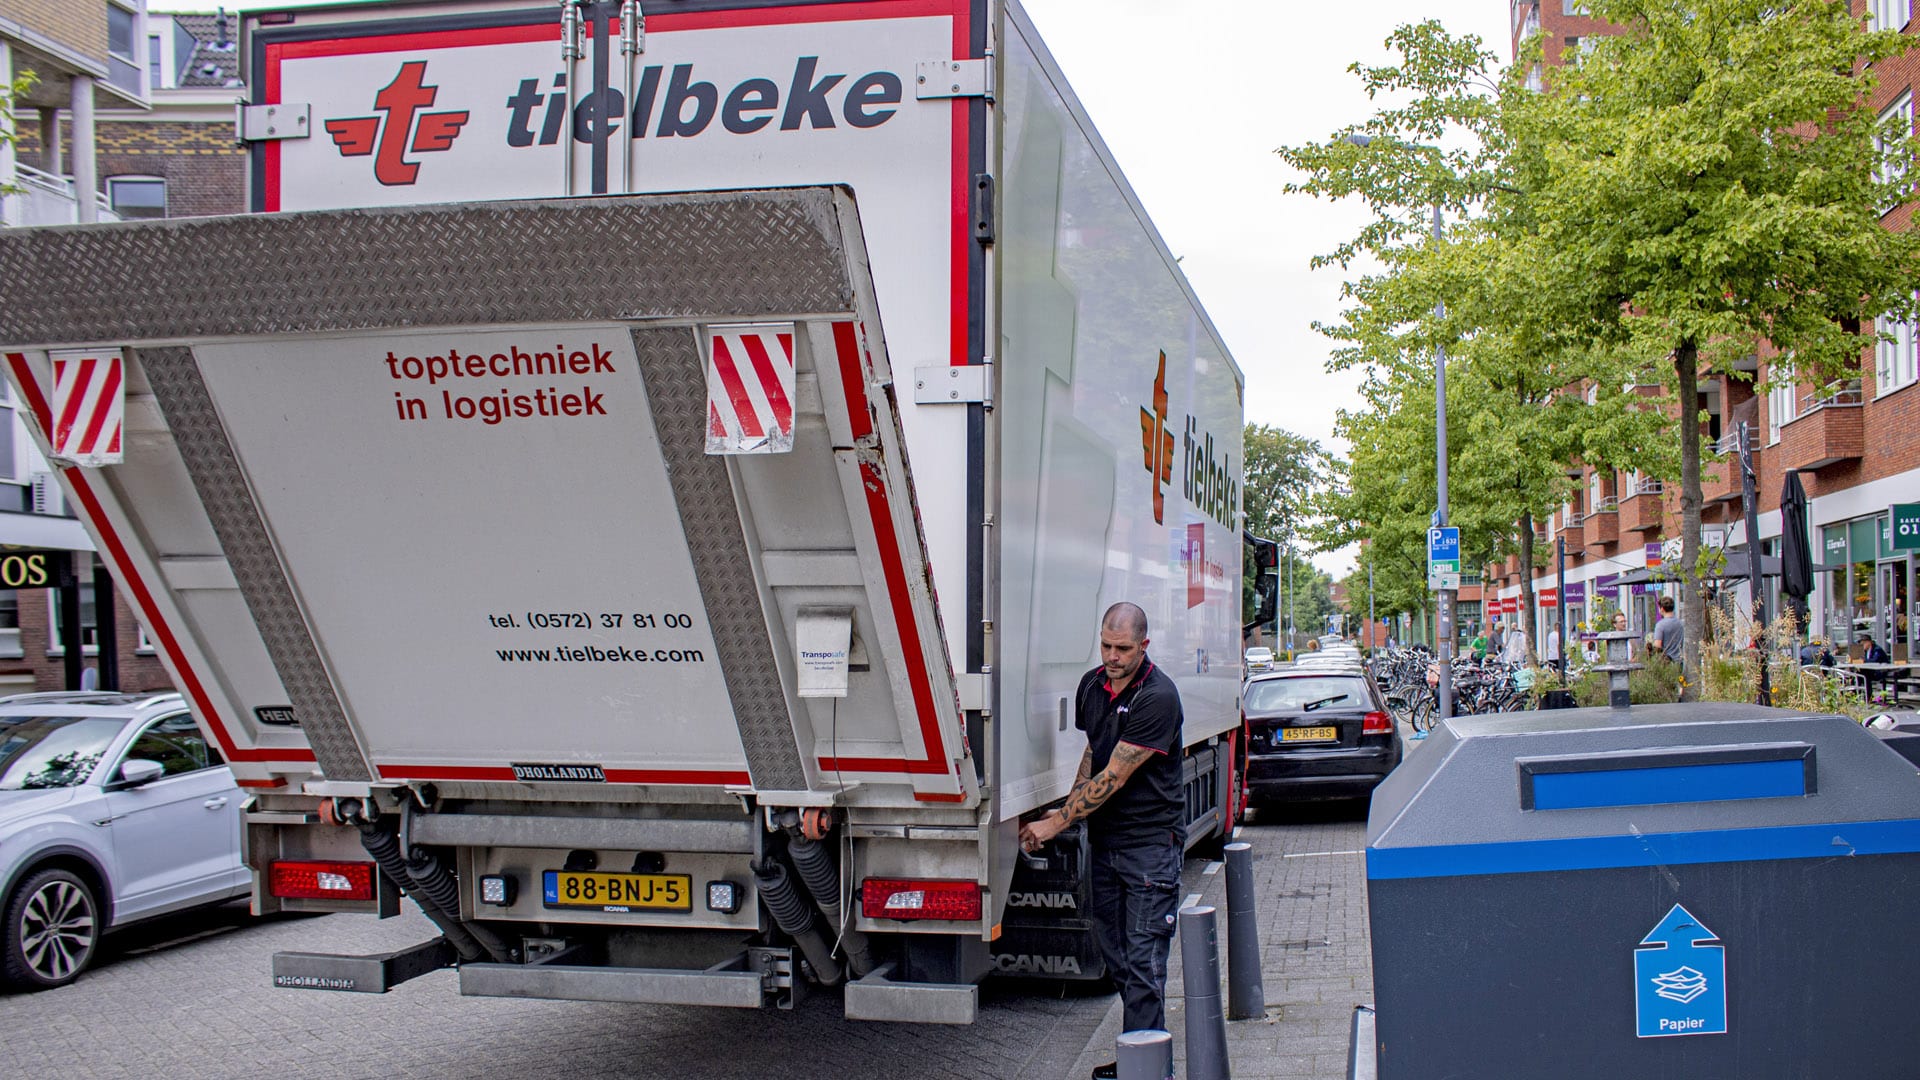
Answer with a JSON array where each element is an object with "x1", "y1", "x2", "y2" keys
[{"x1": 1364, "y1": 703, "x2": 1920, "y2": 1079}]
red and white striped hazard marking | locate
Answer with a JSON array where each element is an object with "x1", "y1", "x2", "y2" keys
[
  {"x1": 49, "y1": 348, "x2": 125, "y2": 467},
  {"x1": 706, "y1": 324, "x2": 795, "y2": 455}
]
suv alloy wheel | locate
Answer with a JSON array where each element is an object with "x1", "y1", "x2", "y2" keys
[{"x1": 3, "y1": 868, "x2": 100, "y2": 990}]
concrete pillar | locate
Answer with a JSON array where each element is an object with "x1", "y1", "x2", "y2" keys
[
  {"x1": 38, "y1": 107, "x2": 60, "y2": 176},
  {"x1": 0, "y1": 40, "x2": 14, "y2": 225},
  {"x1": 71, "y1": 74, "x2": 96, "y2": 223}
]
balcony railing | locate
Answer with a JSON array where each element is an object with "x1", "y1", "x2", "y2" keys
[
  {"x1": 1624, "y1": 478, "x2": 1664, "y2": 498},
  {"x1": 1710, "y1": 427, "x2": 1757, "y2": 456},
  {"x1": 1591, "y1": 496, "x2": 1620, "y2": 514},
  {"x1": 1795, "y1": 380, "x2": 1863, "y2": 415},
  {"x1": 3, "y1": 164, "x2": 120, "y2": 227}
]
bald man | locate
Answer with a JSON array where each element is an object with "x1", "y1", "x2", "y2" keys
[{"x1": 1021, "y1": 602, "x2": 1186, "y2": 1069}]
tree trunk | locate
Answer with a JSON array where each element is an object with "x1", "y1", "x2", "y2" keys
[
  {"x1": 1519, "y1": 510, "x2": 1537, "y2": 650},
  {"x1": 1675, "y1": 340, "x2": 1703, "y2": 700}
]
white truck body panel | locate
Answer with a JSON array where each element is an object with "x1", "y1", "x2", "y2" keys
[
  {"x1": 257, "y1": 1, "x2": 974, "y2": 696},
  {"x1": 993, "y1": 8, "x2": 1244, "y2": 817},
  {"x1": 190, "y1": 326, "x2": 754, "y2": 781},
  {"x1": 0, "y1": 7, "x2": 1246, "y2": 1004}
]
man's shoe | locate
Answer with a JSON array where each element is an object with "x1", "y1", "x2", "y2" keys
[{"x1": 1090, "y1": 1064, "x2": 1118, "y2": 1080}]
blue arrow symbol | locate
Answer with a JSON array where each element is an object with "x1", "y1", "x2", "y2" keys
[
  {"x1": 1634, "y1": 903, "x2": 1728, "y2": 1038},
  {"x1": 1640, "y1": 903, "x2": 1719, "y2": 949}
]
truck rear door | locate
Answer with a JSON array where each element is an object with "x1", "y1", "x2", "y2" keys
[{"x1": 0, "y1": 190, "x2": 976, "y2": 807}]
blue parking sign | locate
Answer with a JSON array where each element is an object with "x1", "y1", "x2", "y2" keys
[{"x1": 1427, "y1": 527, "x2": 1460, "y2": 563}]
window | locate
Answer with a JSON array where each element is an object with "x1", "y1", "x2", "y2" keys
[
  {"x1": 0, "y1": 379, "x2": 15, "y2": 483},
  {"x1": 106, "y1": 2, "x2": 144, "y2": 97},
  {"x1": 1243, "y1": 675, "x2": 1369, "y2": 713},
  {"x1": 1624, "y1": 469, "x2": 1641, "y2": 497},
  {"x1": 1590, "y1": 470, "x2": 1604, "y2": 508},
  {"x1": 1765, "y1": 356, "x2": 1797, "y2": 445},
  {"x1": 107, "y1": 176, "x2": 166, "y2": 220},
  {"x1": 0, "y1": 590, "x2": 20, "y2": 660},
  {"x1": 1525, "y1": 65, "x2": 1543, "y2": 93},
  {"x1": 1872, "y1": 0, "x2": 1911, "y2": 31},
  {"x1": 108, "y1": 5, "x2": 137, "y2": 62},
  {"x1": 118, "y1": 713, "x2": 220, "y2": 778},
  {"x1": 47, "y1": 581, "x2": 98, "y2": 655},
  {"x1": 1564, "y1": 0, "x2": 1591, "y2": 13},
  {"x1": 147, "y1": 33, "x2": 162, "y2": 91},
  {"x1": 1876, "y1": 91, "x2": 1913, "y2": 207},
  {"x1": 1768, "y1": 379, "x2": 1798, "y2": 445},
  {"x1": 1879, "y1": 299, "x2": 1919, "y2": 396}
]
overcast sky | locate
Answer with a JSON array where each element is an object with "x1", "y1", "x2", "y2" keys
[
  {"x1": 170, "y1": 0, "x2": 1512, "y2": 573},
  {"x1": 1018, "y1": 0, "x2": 1513, "y2": 574}
]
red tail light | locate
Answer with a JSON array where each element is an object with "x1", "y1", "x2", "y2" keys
[
  {"x1": 269, "y1": 860, "x2": 376, "y2": 901},
  {"x1": 860, "y1": 877, "x2": 982, "y2": 921},
  {"x1": 1363, "y1": 711, "x2": 1392, "y2": 735}
]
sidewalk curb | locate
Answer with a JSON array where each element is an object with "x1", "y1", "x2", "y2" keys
[{"x1": 1067, "y1": 996, "x2": 1125, "y2": 1080}]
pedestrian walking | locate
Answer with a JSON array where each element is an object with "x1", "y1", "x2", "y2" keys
[
  {"x1": 1500, "y1": 622, "x2": 1530, "y2": 666},
  {"x1": 1469, "y1": 626, "x2": 1489, "y2": 661},
  {"x1": 1543, "y1": 624, "x2": 1562, "y2": 672},
  {"x1": 1020, "y1": 602, "x2": 1185, "y2": 1080},
  {"x1": 1649, "y1": 596, "x2": 1684, "y2": 663}
]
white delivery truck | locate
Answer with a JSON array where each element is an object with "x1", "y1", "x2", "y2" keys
[{"x1": 0, "y1": 0, "x2": 1250, "y2": 1020}]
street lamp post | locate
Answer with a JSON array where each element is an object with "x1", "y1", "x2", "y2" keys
[{"x1": 1344, "y1": 134, "x2": 1452, "y2": 718}]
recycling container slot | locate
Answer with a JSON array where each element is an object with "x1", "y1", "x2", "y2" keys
[{"x1": 1517, "y1": 741, "x2": 1816, "y2": 811}]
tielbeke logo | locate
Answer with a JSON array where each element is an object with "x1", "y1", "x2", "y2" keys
[
  {"x1": 1141, "y1": 349, "x2": 1237, "y2": 530},
  {"x1": 1139, "y1": 351, "x2": 1173, "y2": 525},
  {"x1": 325, "y1": 61, "x2": 471, "y2": 186}
]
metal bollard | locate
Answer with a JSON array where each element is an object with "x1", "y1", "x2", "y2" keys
[
  {"x1": 1180, "y1": 904, "x2": 1231, "y2": 1080},
  {"x1": 1223, "y1": 841, "x2": 1265, "y2": 1020},
  {"x1": 1117, "y1": 1029, "x2": 1174, "y2": 1080}
]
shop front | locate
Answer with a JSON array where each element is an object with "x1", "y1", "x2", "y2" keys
[{"x1": 1821, "y1": 512, "x2": 1913, "y2": 660}]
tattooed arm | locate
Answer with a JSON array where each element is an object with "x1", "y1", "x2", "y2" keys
[{"x1": 1020, "y1": 743, "x2": 1158, "y2": 850}]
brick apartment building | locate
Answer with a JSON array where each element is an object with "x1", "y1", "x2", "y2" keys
[
  {"x1": 1, "y1": 5, "x2": 243, "y2": 693},
  {"x1": 1492, "y1": 1, "x2": 1920, "y2": 662}
]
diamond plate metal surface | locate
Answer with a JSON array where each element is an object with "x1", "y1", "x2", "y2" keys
[
  {"x1": 632, "y1": 327, "x2": 805, "y2": 792},
  {"x1": 0, "y1": 191, "x2": 851, "y2": 345},
  {"x1": 139, "y1": 347, "x2": 373, "y2": 782}
]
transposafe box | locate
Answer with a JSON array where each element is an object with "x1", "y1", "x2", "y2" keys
[{"x1": 1365, "y1": 704, "x2": 1920, "y2": 1080}]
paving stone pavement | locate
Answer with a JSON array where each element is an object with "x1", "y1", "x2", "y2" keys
[
  {"x1": 0, "y1": 901, "x2": 1112, "y2": 1079},
  {"x1": 1063, "y1": 798, "x2": 1376, "y2": 1080},
  {"x1": 2, "y1": 782, "x2": 1387, "y2": 1080}
]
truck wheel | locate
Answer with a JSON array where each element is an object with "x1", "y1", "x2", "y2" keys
[{"x1": 2, "y1": 868, "x2": 100, "y2": 991}]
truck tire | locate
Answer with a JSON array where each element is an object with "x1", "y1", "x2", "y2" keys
[{"x1": 3, "y1": 867, "x2": 101, "y2": 991}]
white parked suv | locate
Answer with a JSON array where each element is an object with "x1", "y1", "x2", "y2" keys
[{"x1": 0, "y1": 692, "x2": 248, "y2": 990}]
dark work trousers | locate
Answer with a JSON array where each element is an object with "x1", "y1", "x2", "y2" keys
[{"x1": 1087, "y1": 830, "x2": 1182, "y2": 1033}]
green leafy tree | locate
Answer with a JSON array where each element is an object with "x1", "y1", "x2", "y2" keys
[
  {"x1": 1242, "y1": 423, "x2": 1330, "y2": 634},
  {"x1": 1285, "y1": 21, "x2": 1672, "y2": 650},
  {"x1": 1512, "y1": 0, "x2": 1920, "y2": 689},
  {"x1": 1284, "y1": 4, "x2": 1917, "y2": 689},
  {"x1": 1, "y1": 70, "x2": 38, "y2": 200}
]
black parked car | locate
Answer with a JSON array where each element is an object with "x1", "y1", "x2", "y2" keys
[{"x1": 1242, "y1": 668, "x2": 1401, "y2": 803}]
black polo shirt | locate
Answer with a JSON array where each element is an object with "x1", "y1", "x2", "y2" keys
[{"x1": 1075, "y1": 657, "x2": 1185, "y2": 846}]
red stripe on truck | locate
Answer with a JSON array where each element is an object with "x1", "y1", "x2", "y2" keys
[
  {"x1": 811, "y1": 326, "x2": 960, "y2": 785},
  {"x1": 5, "y1": 352, "x2": 316, "y2": 768}
]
